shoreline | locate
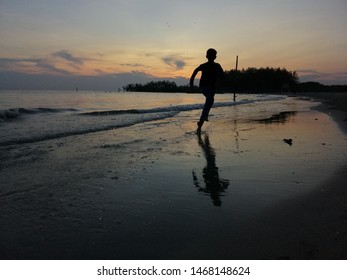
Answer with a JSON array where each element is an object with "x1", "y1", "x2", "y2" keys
[
  {"x1": 295, "y1": 91, "x2": 347, "y2": 133},
  {"x1": 182, "y1": 92, "x2": 347, "y2": 260},
  {"x1": 254, "y1": 93, "x2": 347, "y2": 259},
  {"x1": 192, "y1": 93, "x2": 347, "y2": 260},
  {"x1": 0, "y1": 92, "x2": 346, "y2": 260}
]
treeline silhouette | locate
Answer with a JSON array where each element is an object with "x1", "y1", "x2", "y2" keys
[
  {"x1": 123, "y1": 80, "x2": 190, "y2": 92},
  {"x1": 226, "y1": 67, "x2": 299, "y2": 92},
  {"x1": 123, "y1": 67, "x2": 347, "y2": 93},
  {"x1": 222, "y1": 67, "x2": 298, "y2": 92}
]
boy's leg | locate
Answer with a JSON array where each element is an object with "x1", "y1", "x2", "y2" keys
[
  {"x1": 200, "y1": 91, "x2": 215, "y2": 122},
  {"x1": 197, "y1": 119, "x2": 203, "y2": 134},
  {"x1": 197, "y1": 87, "x2": 215, "y2": 133}
]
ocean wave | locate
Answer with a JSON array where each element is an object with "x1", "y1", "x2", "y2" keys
[
  {"x1": 80, "y1": 100, "x2": 256, "y2": 116},
  {"x1": 0, "y1": 107, "x2": 78, "y2": 121},
  {"x1": 0, "y1": 111, "x2": 178, "y2": 146},
  {"x1": 0, "y1": 96, "x2": 285, "y2": 146},
  {"x1": 80, "y1": 96, "x2": 285, "y2": 116},
  {"x1": 1, "y1": 96, "x2": 283, "y2": 121}
]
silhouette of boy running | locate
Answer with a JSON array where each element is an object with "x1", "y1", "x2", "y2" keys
[{"x1": 190, "y1": 48, "x2": 224, "y2": 133}]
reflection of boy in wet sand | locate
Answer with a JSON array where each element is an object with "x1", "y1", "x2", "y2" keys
[
  {"x1": 192, "y1": 133, "x2": 229, "y2": 207},
  {"x1": 190, "y1": 48, "x2": 224, "y2": 133}
]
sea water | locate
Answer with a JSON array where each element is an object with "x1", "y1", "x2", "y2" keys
[
  {"x1": 1, "y1": 90, "x2": 347, "y2": 259},
  {"x1": 0, "y1": 90, "x2": 283, "y2": 146}
]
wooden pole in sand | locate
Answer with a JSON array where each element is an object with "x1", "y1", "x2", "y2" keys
[{"x1": 234, "y1": 55, "x2": 238, "y2": 101}]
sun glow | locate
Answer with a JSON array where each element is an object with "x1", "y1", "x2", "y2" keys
[{"x1": 1, "y1": 0, "x2": 346, "y2": 89}]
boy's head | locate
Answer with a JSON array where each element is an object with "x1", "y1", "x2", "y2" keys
[{"x1": 206, "y1": 48, "x2": 217, "y2": 61}]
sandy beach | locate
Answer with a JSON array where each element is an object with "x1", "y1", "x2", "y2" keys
[
  {"x1": 257, "y1": 92, "x2": 347, "y2": 260},
  {"x1": 0, "y1": 92, "x2": 346, "y2": 260}
]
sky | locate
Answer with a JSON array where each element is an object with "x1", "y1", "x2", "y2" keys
[{"x1": 0, "y1": 0, "x2": 346, "y2": 90}]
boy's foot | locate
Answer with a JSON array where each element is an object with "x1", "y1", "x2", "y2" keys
[
  {"x1": 196, "y1": 126, "x2": 202, "y2": 134},
  {"x1": 197, "y1": 120, "x2": 203, "y2": 134}
]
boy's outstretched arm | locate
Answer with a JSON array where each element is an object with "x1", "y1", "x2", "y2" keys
[{"x1": 190, "y1": 67, "x2": 200, "y2": 87}]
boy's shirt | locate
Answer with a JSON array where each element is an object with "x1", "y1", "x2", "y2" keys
[{"x1": 197, "y1": 61, "x2": 224, "y2": 88}]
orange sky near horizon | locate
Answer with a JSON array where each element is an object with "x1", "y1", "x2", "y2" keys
[{"x1": 1, "y1": 0, "x2": 347, "y2": 88}]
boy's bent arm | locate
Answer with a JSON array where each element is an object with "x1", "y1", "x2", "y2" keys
[
  {"x1": 217, "y1": 64, "x2": 226, "y2": 80},
  {"x1": 190, "y1": 67, "x2": 200, "y2": 87},
  {"x1": 219, "y1": 64, "x2": 225, "y2": 77}
]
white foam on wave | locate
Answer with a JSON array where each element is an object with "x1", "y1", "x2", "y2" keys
[
  {"x1": 0, "y1": 111, "x2": 179, "y2": 146},
  {"x1": 0, "y1": 107, "x2": 78, "y2": 121},
  {"x1": 0, "y1": 95, "x2": 286, "y2": 146}
]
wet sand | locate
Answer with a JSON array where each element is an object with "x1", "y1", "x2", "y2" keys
[
  {"x1": 258, "y1": 92, "x2": 347, "y2": 260},
  {"x1": 0, "y1": 93, "x2": 346, "y2": 260},
  {"x1": 260, "y1": 92, "x2": 347, "y2": 259},
  {"x1": 171, "y1": 94, "x2": 347, "y2": 260}
]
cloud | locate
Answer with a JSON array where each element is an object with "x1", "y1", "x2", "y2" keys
[
  {"x1": 162, "y1": 55, "x2": 186, "y2": 70},
  {"x1": 37, "y1": 57, "x2": 75, "y2": 75},
  {"x1": 297, "y1": 69, "x2": 347, "y2": 85},
  {"x1": 0, "y1": 50, "x2": 89, "y2": 76},
  {"x1": 120, "y1": 63, "x2": 146, "y2": 67},
  {"x1": 52, "y1": 50, "x2": 84, "y2": 65},
  {"x1": 0, "y1": 70, "x2": 189, "y2": 90},
  {"x1": 297, "y1": 69, "x2": 326, "y2": 80},
  {"x1": 0, "y1": 57, "x2": 70, "y2": 75}
]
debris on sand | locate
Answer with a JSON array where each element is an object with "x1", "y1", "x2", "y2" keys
[{"x1": 283, "y1": 138, "x2": 293, "y2": 146}]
